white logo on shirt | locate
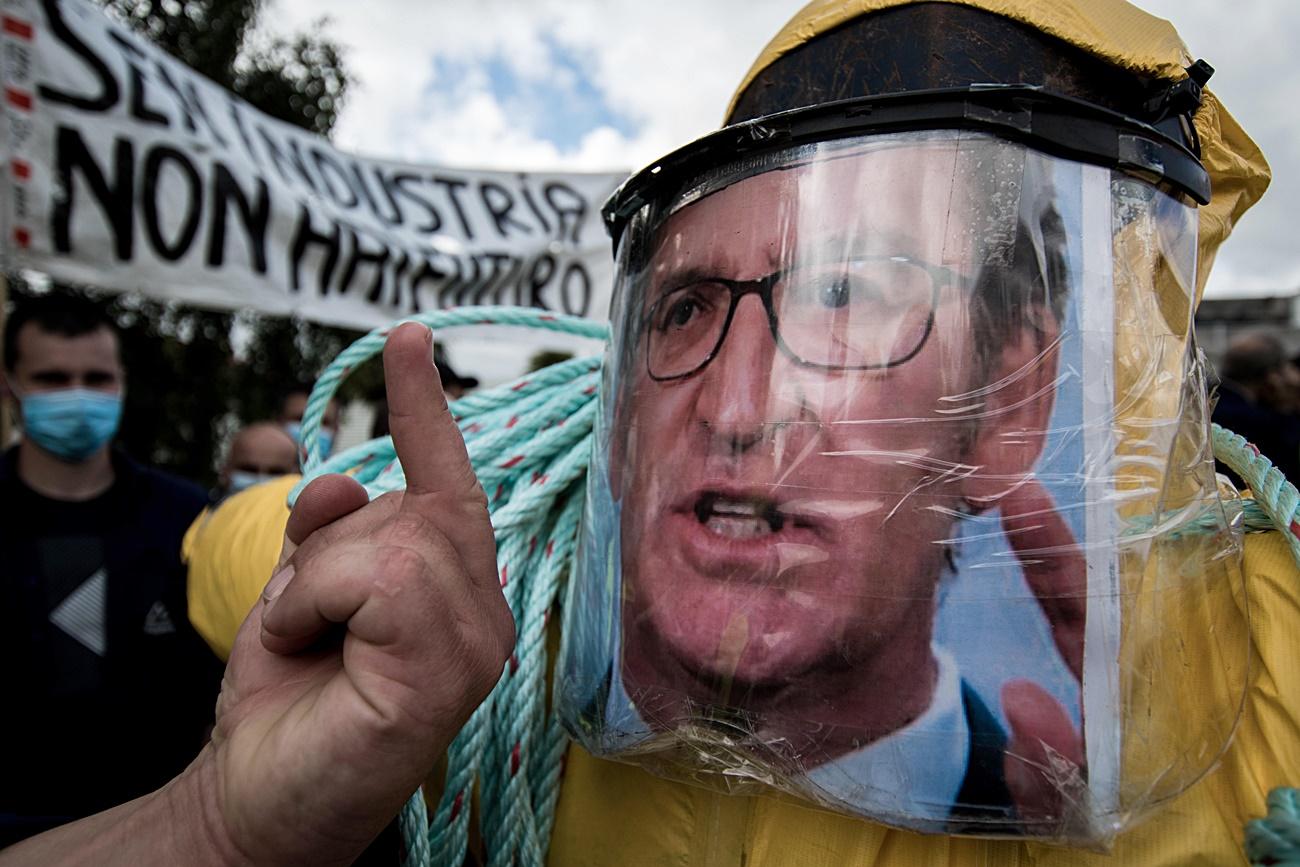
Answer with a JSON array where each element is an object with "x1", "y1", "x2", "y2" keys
[
  {"x1": 49, "y1": 567, "x2": 108, "y2": 656},
  {"x1": 143, "y1": 600, "x2": 176, "y2": 636}
]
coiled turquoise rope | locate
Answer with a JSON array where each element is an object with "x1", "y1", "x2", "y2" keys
[
  {"x1": 291, "y1": 307, "x2": 1300, "y2": 865},
  {"x1": 1214, "y1": 426, "x2": 1300, "y2": 867},
  {"x1": 292, "y1": 307, "x2": 605, "y2": 866}
]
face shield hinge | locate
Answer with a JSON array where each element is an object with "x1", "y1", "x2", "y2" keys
[{"x1": 1143, "y1": 59, "x2": 1213, "y2": 157}]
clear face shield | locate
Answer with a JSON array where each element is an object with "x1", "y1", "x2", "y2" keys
[{"x1": 557, "y1": 89, "x2": 1243, "y2": 843}]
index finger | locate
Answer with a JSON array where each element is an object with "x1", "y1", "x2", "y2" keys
[
  {"x1": 383, "y1": 322, "x2": 481, "y2": 504},
  {"x1": 999, "y1": 478, "x2": 1086, "y2": 680}
]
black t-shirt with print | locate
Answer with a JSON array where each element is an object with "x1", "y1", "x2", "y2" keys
[{"x1": 0, "y1": 447, "x2": 223, "y2": 844}]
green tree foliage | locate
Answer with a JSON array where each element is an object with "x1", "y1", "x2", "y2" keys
[
  {"x1": 19, "y1": 0, "x2": 366, "y2": 488},
  {"x1": 101, "y1": 0, "x2": 346, "y2": 134}
]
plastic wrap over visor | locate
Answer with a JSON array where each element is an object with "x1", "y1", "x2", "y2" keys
[{"x1": 558, "y1": 129, "x2": 1246, "y2": 846}]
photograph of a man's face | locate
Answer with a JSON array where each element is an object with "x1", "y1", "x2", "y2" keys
[{"x1": 564, "y1": 130, "x2": 1126, "y2": 833}]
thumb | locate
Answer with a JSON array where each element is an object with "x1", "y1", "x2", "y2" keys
[
  {"x1": 274, "y1": 474, "x2": 370, "y2": 571},
  {"x1": 1002, "y1": 679, "x2": 1084, "y2": 824}
]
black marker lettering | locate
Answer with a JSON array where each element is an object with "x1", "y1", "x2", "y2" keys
[
  {"x1": 337, "y1": 226, "x2": 389, "y2": 299},
  {"x1": 388, "y1": 249, "x2": 413, "y2": 310},
  {"x1": 544, "y1": 181, "x2": 588, "y2": 244},
  {"x1": 430, "y1": 175, "x2": 474, "y2": 238},
  {"x1": 257, "y1": 127, "x2": 319, "y2": 194},
  {"x1": 141, "y1": 145, "x2": 201, "y2": 260},
  {"x1": 526, "y1": 254, "x2": 556, "y2": 309},
  {"x1": 227, "y1": 96, "x2": 260, "y2": 164},
  {"x1": 353, "y1": 163, "x2": 401, "y2": 226},
  {"x1": 37, "y1": 0, "x2": 119, "y2": 111},
  {"x1": 289, "y1": 205, "x2": 341, "y2": 294},
  {"x1": 208, "y1": 163, "x2": 269, "y2": 272},
  {"x1": 518, "y1": 174, "x2": 551, "y2": 233},
  {"x1": 52, "y1": 126, "x2": 134, "y2": 259},
  {"x1": 472, "y1": 252, "x2": 516, "y2": 304},
  {"x1": 409, "y1": 251, "x2": 451, "y2": 312},
  {"x1": 558, "y1": 260, "x2": 592, "y2": 317},
  {"x1": 107, "y1": 33, "x2": 168, "y2": 127},
  {"x1": 310, "y1": 147, "x2": 359, "y2": 208},
  {"x1": 393, "y1": 174, "x2": 442, "y2": 232},
  {"x1": 156, "y1": 63, "x2": 228, "y2": 147},
  {"x1": 479, "y1": 181, "x2": 531, "y2": 238}
]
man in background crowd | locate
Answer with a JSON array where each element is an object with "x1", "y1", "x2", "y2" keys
[
  {"x1": 278, "y1": 384, "x2": 340, "y2": 460},
  {"x1": 370, "y1": 346, "x2": 480, "y2": 438},
  {"x1": 213, "y1": 421, "x2": 297, "y2": 502},
  {"x1": 435, "y1": 346, "x2": 480, "y2": 401},
  {"x1": 0, "y1": 294, "x2": 223, "y2": 846},
  {"x1": 1212, "y1": 331, "x2": 1300, "y2": 487}
]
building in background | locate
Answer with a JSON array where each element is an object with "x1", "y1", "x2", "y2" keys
[{"x1": 1197, "y1": 290, "x2": 1300, "y2": 371}]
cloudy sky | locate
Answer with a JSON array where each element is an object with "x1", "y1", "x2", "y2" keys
[{"x1": 273, "y1": 0, "x2": 1297, "y2": 300}]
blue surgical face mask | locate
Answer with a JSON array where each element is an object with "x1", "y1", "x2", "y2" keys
[
  {"x1": 20, "y1": 388, "x2": 123, "y2": 463},
  {"x1": 283, "y1": 422, "x2": 333, "y2": 459}
]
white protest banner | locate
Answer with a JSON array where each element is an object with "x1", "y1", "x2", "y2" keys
[{"x1": 0, "y1": 0, "x2": 628, "y2": 376}]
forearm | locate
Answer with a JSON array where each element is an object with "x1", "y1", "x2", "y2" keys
[{"x1": 0, "y1": 748, "x2": 246, "y2": 867}]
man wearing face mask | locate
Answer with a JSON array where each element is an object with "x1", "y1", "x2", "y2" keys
[
  {"x1": 278, "y1": 384, "x2": 340, "y2": 462},
  {"x1": 213, "y1": 422, "x2": 298, "y2": 502},
  {"x1": 0, "y1": 293, "x2": 223, "y2": 847}
]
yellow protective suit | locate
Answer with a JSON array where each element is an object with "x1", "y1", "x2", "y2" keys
[
  {"x1": 184, "y1": 483, "x2": 1300, "y2": 866},
  {"x1": 186, "y1": 1, "x2": 1284, "y2": 863}
]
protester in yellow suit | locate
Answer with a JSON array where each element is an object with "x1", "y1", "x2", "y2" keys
[{"x1": 0, "y1": 1, "x2": 1286, "y2": 865}]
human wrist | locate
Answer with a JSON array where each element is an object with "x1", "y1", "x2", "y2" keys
[
  {"x1": 0, "y1": 747, "x2": 250, "y2": 867},
  {"x1": 154, "y1": 746, "x2": 253, "y2": 867}
]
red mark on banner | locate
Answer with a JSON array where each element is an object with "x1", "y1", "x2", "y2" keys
[
  {"x1": 528, "y1": 537, "x2": 537, "y2": 556},
  {"x1": 540, "y1": 315, "x2": 556, "y2": 322},
  {"x1": 531, "y1": 471, "x2": 547, "y2": 486},
  {"x1": 501, "y1": 455, "x2": 524, "y2": 469},
  {"x1": 512, "y1": 380, "x2": 530, "y2": 392},
  {"x1": 1290, "y1": 520, "x2": 1300, "y2": 540},
  {"x1": 5, "y1": 88, "x2": 32, "y2": 111},
  {"x1": 583, "y1": 385, "x2": 597, "y2": 395},
  {"x1": 506, "y1": 415, "x2": 519, "y2": 429},
  {"x1": 545, "y1": 540, "x2": 555, "y2": 558},
  {"x1": 510, "y1": 743, "x2": 521, "y2": 776},
  {"x1": 464, "y1": 422, "x2": 482, "y2": 434},
  {"x1": 509, "y1": 653, "x2": 519, "y2": 675},
  {"x1": 10, "y1": 159, "x2": 30, "y2": 180},
  {"x1": 499, "y1": 564, "x2": 508, "y2": 587},
  {"x1": 13, "y1": 227, "x2": 30, "y2": 248},
  {"x1": 450, "y1": 791, "x2": 464, "y2": 823},
  {"x1": 1247, "y1": 442, "x2": 1261, "y2": 458},
  {"x1": 2, "y1": 17, "x2": 33, "y2": 39},
  {"x1": 494, "y1": 483, "x2": 505, "y2": 502}
]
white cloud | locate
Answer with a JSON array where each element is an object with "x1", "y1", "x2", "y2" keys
[
  {"x1": 266, "y1": 0, "x2": 1300, "y2": 300},
  {"x1": 270, "y1": 0, "x2": 791, "y2": 168}
]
